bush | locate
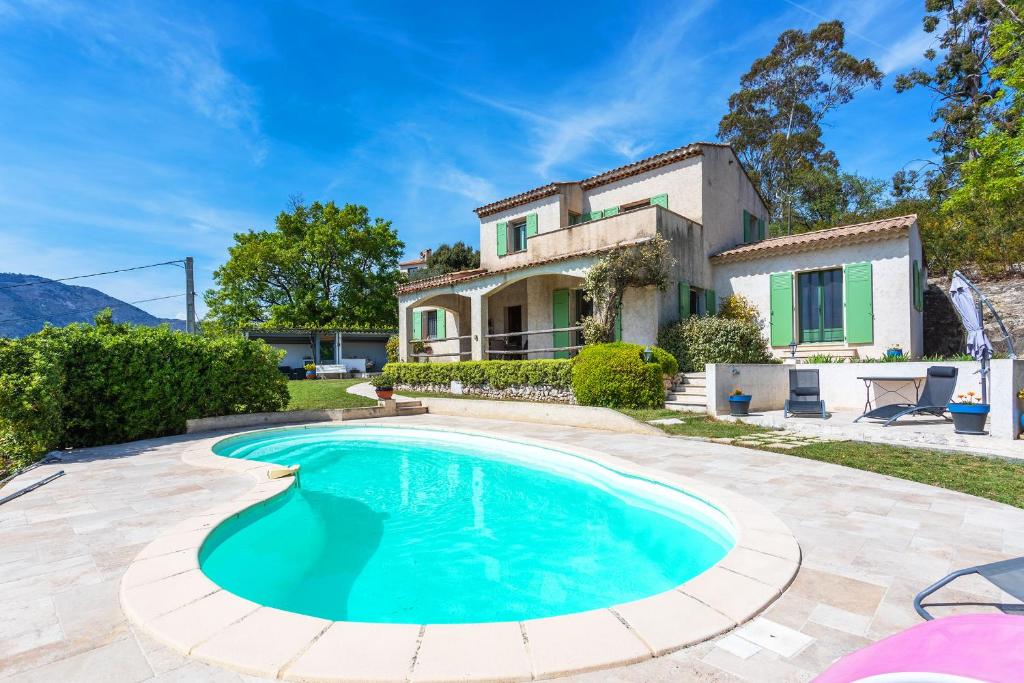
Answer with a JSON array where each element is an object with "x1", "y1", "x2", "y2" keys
[
  {"x1": 717, "y1": 294, "x2": 763, "y2": 328},
  {"x1": 571, "y1": 342, "x2": 672, "y2": 409},
  {"x1": 385, "y1": 335, "x2": 399, "y2": 364},
  {"x1": 380, "y1": 360, "x2": 573, "y2": 390},
  {"x1": 659, "y1": 316, "x2": 773, "y2": 372},
  {"x1": 0, "y1": 322, "x2": 289, "y2": 474}
]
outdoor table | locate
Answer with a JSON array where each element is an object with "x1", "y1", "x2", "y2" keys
[{"x1": 856, "y1": 376, "x2": 925, "y2": 420}]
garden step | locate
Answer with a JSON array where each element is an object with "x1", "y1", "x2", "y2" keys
[
  {"x1": 396, "y1": 405, "x2": 428, "y2": 416},
  {"x1": 670, "y1": 386, "x2": 706, "y2": 396},
  {"x1": 663, "y1": 399, "x2": 707, "y2": 413}
]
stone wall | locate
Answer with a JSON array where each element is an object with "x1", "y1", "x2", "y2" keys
[{"x1": 394, "y1": 382, "x2": 575, "y2": 404}]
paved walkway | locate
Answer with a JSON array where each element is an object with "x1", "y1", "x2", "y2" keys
[
  {"x1": 2, "y1": 415, "x2": 1023, "y2": 682},
  {"x1": 728, "y1": 410, "x2": 1024, "y2": 460}
]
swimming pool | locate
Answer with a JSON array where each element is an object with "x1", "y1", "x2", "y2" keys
[{"x1": 199, "y1": 425, "x2": 735, "y2": 624}]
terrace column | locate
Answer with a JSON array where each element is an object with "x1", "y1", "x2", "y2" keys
[
  {"x1": 470, "y1": 293, "x2": 488, "y2": 361},
  {"x1": 398, "y1": 302, "x2": 413, "y2": 362}
]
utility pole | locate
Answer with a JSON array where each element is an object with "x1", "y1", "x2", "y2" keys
[{"x1": 184, "y1": 257, "x2": 196, "y2": 334}]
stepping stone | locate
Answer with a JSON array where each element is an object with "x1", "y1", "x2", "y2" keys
[{"x1": 647, "y1": 418, "x2": 684, "y2": 425}]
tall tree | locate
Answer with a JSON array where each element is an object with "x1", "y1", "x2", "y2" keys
[
  {"x1": 204, "y1": 201, "x2": 404, "y2": 329},
  {"x1": 410, "y1": 241, "x2": 480, "y2": 280},
  {"x1": 718, "y1": 21, "x2": 883, "y2": 225},
  {"x1": 895, "y1": 0, "x2": 1022, "y2": 197}
]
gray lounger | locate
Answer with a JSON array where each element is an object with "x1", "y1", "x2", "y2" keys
[
  {"x1": 915, "y1": 556, "x2": 1024, "y2": 620},
  {"x1": 784, "y1": 369, "x2": 827, "y2": 418},
  {"x1": 856, "y1": 365, "x2": 958, "y2": 427}
]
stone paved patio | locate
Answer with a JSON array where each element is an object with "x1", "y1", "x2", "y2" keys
[{"x1": 2, "y1": 414, "x2": 1023, "y2": 682}]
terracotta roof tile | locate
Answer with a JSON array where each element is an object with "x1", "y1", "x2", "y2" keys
[
  {"x1": 710, "y1": 214, "x2": 917, "y2": 263},
  {"x1": 396, "y1": 237, "x2": 653, "y2": 296}
]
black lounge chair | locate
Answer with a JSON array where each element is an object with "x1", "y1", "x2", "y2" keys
[
  {"x1": 784, "y1": 369, "x2": 827, "y2": 418},
  {"x1": 855, "y1": 365, "x2": 958, "y2": 427},
  {"x1": 914, "y1": 556, "x2": 1024, "y2": 620}
]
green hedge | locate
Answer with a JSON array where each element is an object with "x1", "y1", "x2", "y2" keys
[
  {"x1": 571, "y1": 342, "x2": 674, "y2": 409},
  {"x1": 658, "y1": 316, "x2": 773, "y2": 372},
  {"x1": 379, "y1": 360, "x2": 572, "y2": 389},
  {"x1": 0, "y1": 322, "x2": 289, "y2": 475}
]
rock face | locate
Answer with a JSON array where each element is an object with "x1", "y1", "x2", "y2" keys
[{"x1": 926, "y1": 276, "x2": 1024, "y2": 356}]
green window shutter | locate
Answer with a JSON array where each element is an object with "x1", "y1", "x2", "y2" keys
[
  {"x1": 650, "y1": 193, "x2": 668, "y2": 208},
  {"x1": 614, "y1": 306, "x2": 622, "y2": 341},
  {"x1": 678, "y1": 281, "x2": 690, "y2": 320},
  {"x1": 603, "y1": 206, "x2": 619, "y2": 218},
  {"x1": 525, "y1": 213, "x2": 538, "y2": 238},
  {"x1": 917, "y1": 260, "x2": 925, "y2": 311},
  {"x1": 758, "y1": 218, "x2": 766, "y2": 241},
  {"x1": 705, "y1": 289, "x2": 716, "y2": 315},
  {"x1": 743, "y1": 211, "x2": 751, "y2": 243},
  {"x1": 769, "y1": 272, "x2": 794, "y2": 347},
  {"x1": 552, "y1": 289, "x2": 570, "y2": 359},
  {"x1": 435, "y1": 309, "x2": 446, "y2": 339},
  {"x1": 844, "y1": 262, "x2": 874, "y2": 343},
  {"x1": 412, "y1": 309, "x2": 422, "y2": 340},
  {"x1": 587, "y1": 210, "x2": 603, "y2": 221},
  {"x1": 496, "y1": 222, "x2": 508, "y2": 257}
]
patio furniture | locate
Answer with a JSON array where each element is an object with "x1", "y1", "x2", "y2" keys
[
  {"x1": 914, "y1": 556, "x2": 1024, "y2": 620},
  {"x1": 316, "y1": 364, "x2": 349, "y2": 379},
  {"x1": 854, "y1": 366, "x2": 958, "y2": 427},
  {"x1": 814, "y1": 614, "x2": 1024, "y2": 683},
  {"x1": 854, "y1": 375, "x2": 924, "y2": 416},
  {"x1": 784, "y1": 369, "x2": 826, "y2": 418}
]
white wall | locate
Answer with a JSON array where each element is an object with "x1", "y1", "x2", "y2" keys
[
  {"x1": 583, "y1": 157, "x2": 703, "y2": 225},
  {"x1": 713, "y1": 233, "x2": 920, "y2": 358},
  {"x1": 479, "y1": 194, "x2": 562, "y2": 271},
  {"x1": 700, "y1": 145, "x2": 770, "y2": 256}
]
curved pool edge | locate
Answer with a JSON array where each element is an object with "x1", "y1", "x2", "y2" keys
[{"x1": 119, "y1": 423, "x2": 802, "y2": 682}]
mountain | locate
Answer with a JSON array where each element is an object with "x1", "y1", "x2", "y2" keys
[{"x1": 0, "y1": 273, "x2": 187, "y2": 338}]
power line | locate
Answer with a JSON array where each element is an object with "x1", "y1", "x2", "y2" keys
[
  {"x1": 0, "y1": 293, "x2": 184, "y2": 326},
  {"x1": 0, "y1": 260, "x2": 185, "y2": 292}
]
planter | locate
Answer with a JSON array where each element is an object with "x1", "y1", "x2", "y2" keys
[
  {"x1": 948, "y1": 403, "x2": 990, "y2": 435},
  {"x1": 375, "y1": 387, "x2": 394, "y2": 400},
  {"x1": 305, "y1": 371, "x2": 316, "y2": 380},
  {"x1": 886, "y1": 349, "x2": 904, "y2": 359},
  {"x1": 729, "y1": 395, "x2": 752, "y2": 416}
]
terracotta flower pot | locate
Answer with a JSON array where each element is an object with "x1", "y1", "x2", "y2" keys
[{"x1": 375, "y1": 387, "x2": 394, "y2": 400}]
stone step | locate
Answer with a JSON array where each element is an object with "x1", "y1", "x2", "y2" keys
[
  {"x1": 665, "y1": 393, "x2": 707, "y2": 406},
  {"x1": 669, "y1": 386, "x2": 706, "y2": 397},
  {"x1": 663, "y1": 400, "x2": 707, "y2": 413},
  {"x1": 396, "y1": 400, "x2": 422, "y2": 407},
  {"x1": 396, "y1": 405, "x2": 428, "y2": 416}
]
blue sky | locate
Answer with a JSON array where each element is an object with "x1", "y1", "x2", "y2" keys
[{"x1": 0, "y1": 0, "x2": 939, "y2": 319}]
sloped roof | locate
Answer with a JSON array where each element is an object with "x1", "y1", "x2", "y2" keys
[
  {"x1": 473, "y1": 142, "x2": 745, "y2": 218},
  {"x1": 396, "y1": 237, "x2": 654, "y2": 295},
  {"x1": 710, "y1": 215, "x2": 918, "y2": 263}
]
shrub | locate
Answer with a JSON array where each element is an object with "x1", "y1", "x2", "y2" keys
[
  {"x1": 0, "y1": 322, "x2": 289, "y2": 474},
  {"x1": 717, "y1": 294, "x2": 763, "y2": 328},
  {"x1": 385, "y1": 335, "x2": 399, "y2": 364},
  {"x1": 571, "y1": 342, "x2": 671, "y2": 409},
  {"x1": 380, "y1": 360, "x2": 573, "y2": 390},
  {"x1": 659, "y1": 316, "x2": 773, "y2": 372},
  {"x1": 805, "y1": 353, "x2": 846, "y2": 363}
]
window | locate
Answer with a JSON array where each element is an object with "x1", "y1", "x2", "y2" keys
[
  {"x1": 318, "y1": 339, "x2": 335, "y2": 362},
  {"x1": 798, "y1": 269, "x2": 844, "y2": 343},
  {"x1": 510, "y1": 218, "x2": 527, "y2": 253},
  {"x1": 425, "y1": 310, "x2": 438, "y2": 339},
  {"x1": 620, "y1": 199, "x2": 650, "y2": 213},
  {"x1": 568, "y1": 211, "x2": 582, "y2": 225}
]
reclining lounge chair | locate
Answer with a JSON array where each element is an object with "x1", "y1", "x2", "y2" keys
[
  {"x1": 855, "y1": 365, "x2": 958, "y2": 427},
  {"x1": 915, "y1": 556, "x2": 1024, "y2": 620}
]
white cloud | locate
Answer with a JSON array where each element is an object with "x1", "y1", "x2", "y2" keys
[{"x1": 877, "y1": 25, "x2": 935, "y2": 73}]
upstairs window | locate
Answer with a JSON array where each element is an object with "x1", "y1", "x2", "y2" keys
[
  {"x1": 510, "y1": 218, "x2": 527, "y2": 253},
  {"x1": 743, "y1": 210, "x2": 766, "y2": 243},
  {"x1": 621, "y1": 199, "x2": 650, "y2": 213},
  {"x1": 568, "y1": 211, "x2": 582, "y2": 225},
  {"x1": 425, "y1": 309, "x2": 438, "y2": 339}
]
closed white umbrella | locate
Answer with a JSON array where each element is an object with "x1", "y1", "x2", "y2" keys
[{"x1": 949, "y1": 274, "x2": 993, "y2": 402}]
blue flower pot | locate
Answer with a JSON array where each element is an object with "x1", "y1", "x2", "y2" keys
[
  {"x1": 948, "y1": 403, "x2": 990, "y2": 435},
  {"x1": 886, "y1": 349, "x2": 904, "y2": 358},
  {"x1": 729, "y1": 395, "x2": 752, "y2": 416}
]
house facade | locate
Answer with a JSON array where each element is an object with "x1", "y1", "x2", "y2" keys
[{"x1": 396, "y1": 142, "x2": 925, "y2": 363}]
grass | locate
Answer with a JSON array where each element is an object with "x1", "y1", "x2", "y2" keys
[
  {"x1": 286, "y1": 379, "x2": 376, "y2": 410},
  {"x1": 631, "y1": 408, "x2": 1024, "y2": 509},
  {"x1": 620, "y1": 408, "x2": 773, "y2": 439}
]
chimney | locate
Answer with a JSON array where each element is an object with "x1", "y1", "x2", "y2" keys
[{"x1": 420, "y1": 248, "x2": 433, "y2": 262}]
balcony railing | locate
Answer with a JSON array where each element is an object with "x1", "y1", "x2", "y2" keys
[{"x1": 485, "y1": 326, "x2": 583, "y2": 359}]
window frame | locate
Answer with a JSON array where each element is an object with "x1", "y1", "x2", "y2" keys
[
  {"x1": 425, "y1": 310, "x2": 438, "y2": 339},
  {"x1": 509, "y1": 218, "x2": 528, "y2": 253},
  {"x1": 797, "y1": 268, "x2": 844, "y2": 344},
  {"x1": 620, "y1": 199, "x2": 650, "y2": 213}
]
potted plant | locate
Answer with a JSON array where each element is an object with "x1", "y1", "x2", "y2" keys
[
  {"x1": 1019, "y1": 389, "x2": 1024, "y2": 430},
  {"x1": 371, "y1": 375, "x2": 394, "y2": 400},
  {"x1": 886, "y1": 344, "x2": 904, "y2": 359},
  {"x1": 948, "y1": 391, "x2": 990, "y2": 435},
  {"x1": 304, "y1": 362, "x2": 317, "y2": 380},
  {"x1": 728, "y1": 387, "x2": 752, "y2": 416}
]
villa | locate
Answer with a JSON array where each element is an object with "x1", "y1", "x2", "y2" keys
[{"x1": 397, "y1": 142, "x2": 926, "y2": 362}]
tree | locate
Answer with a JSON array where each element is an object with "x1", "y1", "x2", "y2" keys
[
  {"x1": 204, "y1": 201, "x2": 404, "y2": 330},
  {"x1": 788, "y1": 168, "x2": 889, "y2": 230},
  {"x1": 895, "y1": 0, "x2": 1022, "y2": 197},
  {"x1": 718, "y1": 21, "x2": 883, "y2": 224},
  {"x1": 580, "y1": 235, "x2": 674, "y2": 344},
  {"x1": 410, "y1": 241, "x2": 480, "y2": 280}
]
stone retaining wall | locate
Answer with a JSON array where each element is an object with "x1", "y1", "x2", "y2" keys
[{"x1": 394, "y1": 382, "x2": 575, "y2": 404}]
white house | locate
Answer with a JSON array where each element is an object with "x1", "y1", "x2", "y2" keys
[{"x1": 396, "y1": 142, "x2": 925, "y2": 362}]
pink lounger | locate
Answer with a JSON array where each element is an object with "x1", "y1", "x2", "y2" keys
[{"x1": 814, "y1": 614, "x2": 1024, "y2": 683}]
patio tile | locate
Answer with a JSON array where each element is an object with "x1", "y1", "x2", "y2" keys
[
  {"x1": 679, "y1": 567, "x2": 781, "y2": 624},
  {"x1": 524, "y1": 609, "x2": 651, "y2": 677},
  {"x1": 614, "y1": 590, "x2": 734, "y2": 655},
  {"x1": 412, "y1": 622, "x2": 531, "y2": 682},
  {"x1": 713, "y1": 633, "x2": 761, "y2": 659},
  {"x1": 147, "y1": 589, "x2": 260, "y2": 654},
  {"x1": 9, "y1": 636, "x2": 153, "y2": 683},
  {"x1": 807, "y1": 603, "x2": 872, "y2": 637},
  {"x1": 283, "y1": 621, "x2": 420, "y2": 682},
  {"x1": 732, "y1": 617, "x2": 814, "y2": 658}
]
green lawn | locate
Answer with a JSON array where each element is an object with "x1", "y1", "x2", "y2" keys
[
  {"x1": 631, "y1": 408, "x2": 1024, "y2": 509},
  {"x1": 286, "y1": 379, "x2": 377, "y2": 410},
  {"x1": 621, "y1": 408, "x2": 773, "y2": 439}
]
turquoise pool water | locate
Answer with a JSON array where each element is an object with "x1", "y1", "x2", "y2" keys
[{"x1": 200, "y1": 425, "x2": 734, "y2": 624}]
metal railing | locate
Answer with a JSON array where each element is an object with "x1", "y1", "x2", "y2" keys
[{"x1": 485, "y1": 325, "x2": 583, "y2": 359}]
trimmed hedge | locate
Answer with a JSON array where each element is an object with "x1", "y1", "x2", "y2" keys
[
  {"x1": 658, "y1": 316, "x2": 773, "y2": 372},
  {"x1": 379, "y1": 360, "x2": 572, "y2": 389},
  {"x1": 0, "y1": 322, "x2": 288, "y2": 475},
  {"x1": 571, "y1": 342, "x2": 675, "y2": 409}
]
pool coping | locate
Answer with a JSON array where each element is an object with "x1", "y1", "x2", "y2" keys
[{"x1": 119, "y1": 422, "x2": 802, "y2": 682}]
